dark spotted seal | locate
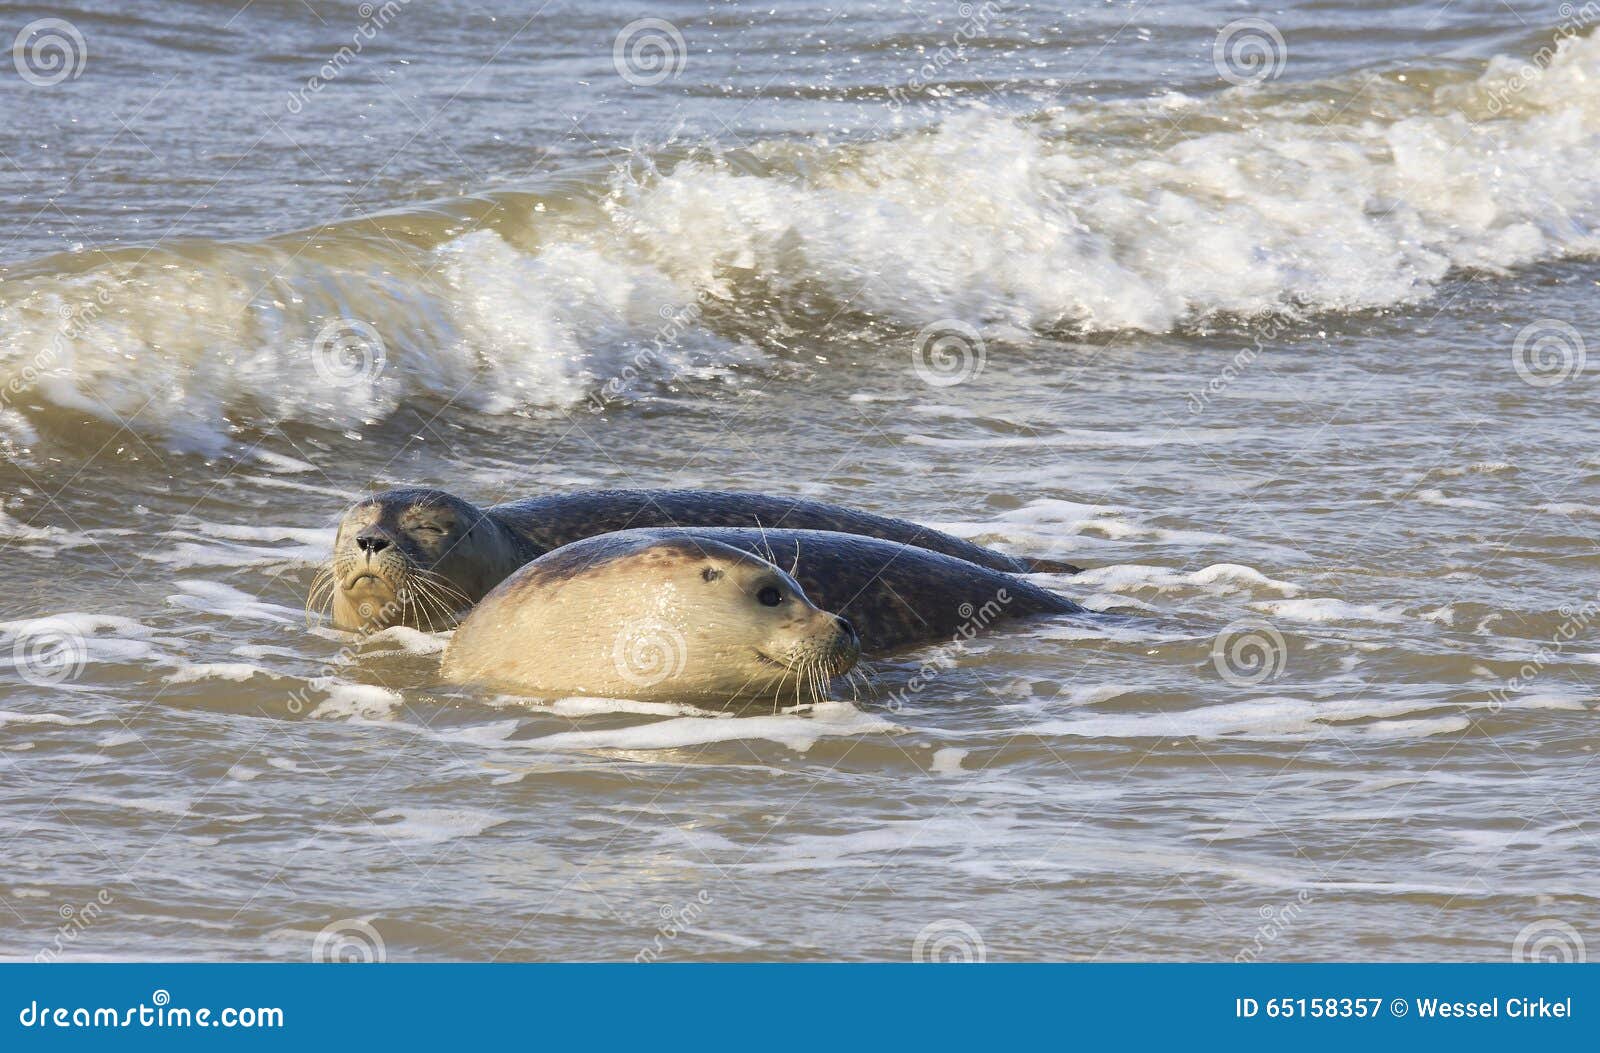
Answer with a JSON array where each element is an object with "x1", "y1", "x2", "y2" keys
[
  {"x1": 446, "y1": 526, "x2": 1084, "y2": 659},
  {"x1": 314, "y1": 487, "x2": 1081, "y2": 633}
]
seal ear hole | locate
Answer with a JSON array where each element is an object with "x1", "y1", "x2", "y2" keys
[{"x1": 702, "y1": 567, "x2": 723, "y2": 583}]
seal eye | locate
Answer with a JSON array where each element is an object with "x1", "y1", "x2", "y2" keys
[{"x1": 757, "y1": 586, "x2": 783, "y2": 607}]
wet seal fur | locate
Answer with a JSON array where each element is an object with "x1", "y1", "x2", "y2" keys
[
  {"x1": 441, "y1": 534, "x2": 861, "y2": 704},
  {"x1": 450, "y1": 527, "x2": 1085, "y2": 659},
  {"x1": 317, "y1": 487, "x2": 1081, "y2": 633}
]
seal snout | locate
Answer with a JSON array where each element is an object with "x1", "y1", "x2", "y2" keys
[
  {"x1": 826, "y1": 615, "x2": 862, "y2": 675},
  {"x1": 346, "y1": 527, "x2": 401, "y2": 588},
  {"x1": 762, "y1": 609, "x2": 861, "y2": 680},
  {"x1": 811, "y1": 614, "x2": 860, "y2": 676},
  {"x1": 354, "y1": 529, "x2": 392, "y2": 555}
]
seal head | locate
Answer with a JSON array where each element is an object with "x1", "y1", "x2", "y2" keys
[{"x1": 315, "y1": 488, "x2": 528, "y2": 632}]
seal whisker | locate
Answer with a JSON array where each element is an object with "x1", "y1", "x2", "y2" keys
[
  {"x1": 411, "y1": 568, "x2": 473, "y2": 621},
  {"x1": 771, "y1": 662, "x2": 794, "y2": 715},
  {"x1": 413, "y1": 567, "x2": 473, "y2": 607},
  {"x1": 318, "y1": 586, "x2": 338, "y2": 628},
  {"x1": 406, "y1": 573, "x2": 452, "y2": 630},
  {"x1": 416, "y1": 574, "x2": 461, "y2": 631},
  {"x1": 753, "y1": 515, "x2": 778, "y2": 569},
  {"x1": 404, "y1": 577, "x2": 441, "y2": 630},
  {"x1": 305, "y1": 567, "x2": 338, "y2": 627},
  {"x1": 395, "y1": 568, "x2": 469, "y2": 631}
]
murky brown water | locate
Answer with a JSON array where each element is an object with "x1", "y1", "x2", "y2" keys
[{"x1": 2, "y1": 1, "x2": 1598, "y2": 962}]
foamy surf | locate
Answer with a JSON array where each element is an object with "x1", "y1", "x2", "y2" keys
[
  {"x1": 6, "y1": 31, "x2": 1600, "y2": 449},
  {"x1": 463, "y1": 700, "x2": 899, "y2": 755}
]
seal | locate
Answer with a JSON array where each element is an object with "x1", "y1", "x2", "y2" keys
[
  {"x1": 492, "y1": 490, "x2": 1081, "y2": 575},
  {"x1": 441, "y1": 534, "x2": 861, "y2": 704},
  {"x1": 309, "y1": 488, "x2": 529, "y2": 633},
  {"x1": 448, "y1": 527, "x2": 1085, "y2": 661},
  {"x1": 316, "y1": 487, "x2": 1081, "y2": 633}
]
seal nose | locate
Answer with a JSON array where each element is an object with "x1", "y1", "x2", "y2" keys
[
  {"x1": 355, "y1": 531, "x2": 391, "y2": 555},
  {"x1": 835, "y1": 615, "x2": 858, "y2": 646}
]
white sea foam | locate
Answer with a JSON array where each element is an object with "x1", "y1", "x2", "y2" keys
[
  {"x1": 306, "y1": 681, "x2": 405, "y2": 722},
  {"x1": 1249, "y1": 597, "x2": 1407, "y2": 624},
  {"x1": 929, "y1": 747, "x2": 969, "y2": 775},
  {"x1": 0, "y1": 612, "x2": 152, "y2": 638},
  {"x1": 73, "y1": 793, "x2": 193, "y2": 818},
  {"x1": 1538, "y1": 501, "x2": 1600, "y2": 517},
  {"x1": 0, "y1": 710, "x2": 107, "y2": 728},
  {"x1": 151, "y1": 521, "x2": 333, "y2": 570},
  {"x1": 7, "y1": 32, "x2": 1600, "y2": 447},
  {"x1": 164, "y1": 662, "x2": 269, "y2": 684},
  {"x1": 1417, "y1": 488, "x2": 1500, "y2": 511},
  {"x1": 937, "y1": 499, "x2": 1240, "y2": 551},
  {"x1": 507, "y1": 700, "x2": 897, "y2": 753},
  {"x1": 165, "y1": 581, "x2": 299, "y2": 624},
  {"x1": 1023, "y1": 695, "x2": 1484, "y2": 742},
  {"x1": 541, "y1": 697, "x2": 731, "y2": 719},
  {"x1": 0, "y1": 510, "x2": 98, "y2": 551},
  {"x1": 0, "y1": 613, "x2": 166, "y2": 671},
  {"x1": 1073, "y1": 562, "x2": 1302, "y2": 597},
  {"x1": 319, "y1": 807, "x2": 506, "y2": 845},
  {"x1": 353, "y1": 625, "x2": 449, "y2": 657}
]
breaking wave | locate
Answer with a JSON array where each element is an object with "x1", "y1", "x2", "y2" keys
[{"x1": 5, "y1": 29, "x2": 1600, "y2": 450}]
